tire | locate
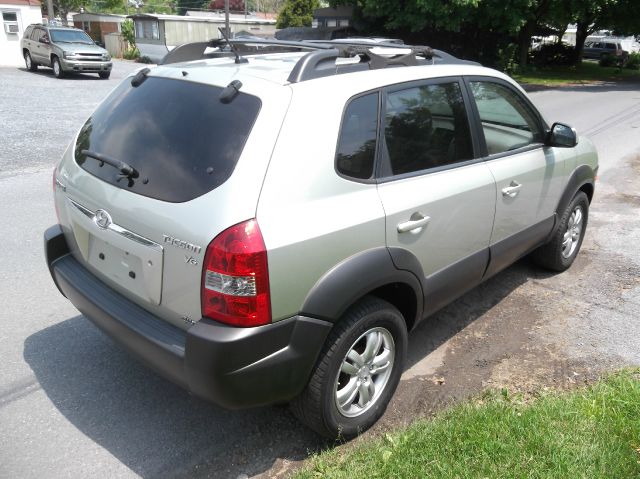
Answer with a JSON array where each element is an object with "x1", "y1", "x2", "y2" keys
[
  {"x1": 24, "y1": 51, "x2": 37, "y2": 71},
  {"x1": 98, "y1": 71, "x2": 110, "y2": 79},
  {"x1": 290, "y1": 296, "x2": 407, "y2": 439},
  {"x1": 531, "y1": 191, "x2": 589, "y2": 272},
  {"x1": 52, "y1": 57, "x2": 64, "y2": 79}
]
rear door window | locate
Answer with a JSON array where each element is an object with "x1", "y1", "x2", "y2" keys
[
  {"x1": 383, "y1": 81, "x2": 474, "y2": 175},
  {"x1": 335, "y1": 92, "x2": 379, "y2": 180},
  {"x1": 75, "y1": 76, "x2": 261, "y2": 203}
]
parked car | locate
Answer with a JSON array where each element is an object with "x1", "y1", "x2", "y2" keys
[
  {"x1": 582, "y1": 40, "x2": 629, "y2": 62},
  {"x1": 21, "y1": 24, "x2": 112, "y2": 79},
  {"x1": 44, "y1": 39, "x2": 598, "y2": 439}
]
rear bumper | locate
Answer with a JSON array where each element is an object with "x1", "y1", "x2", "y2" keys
[{"x1": 45, "y1": 224, "x2": 332, "y2": 409}]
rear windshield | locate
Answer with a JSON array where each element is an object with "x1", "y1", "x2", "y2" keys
[{"x1": 75, "y1": 76, "x2": 261, "y2": 203}]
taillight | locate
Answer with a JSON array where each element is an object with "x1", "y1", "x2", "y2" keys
[{"x1": 201, "y1": 219, "x2": 271, "y2": 327}]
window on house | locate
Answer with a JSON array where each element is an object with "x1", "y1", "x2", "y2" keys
[
  {"x1": 82, "y1": 21, "x2": 91, "y2": 32},
  {"x1": 326, "y1": 19, "x2": 337, "y2": 27},
  {"x1": 338, "y1": 19, "x2": 349, "y2": 27},
  {"x1": 3, "y1": 11, "x2": 19, "y2": 34},
  {"x1": 134, "y1": 20, "x2": 159, "y2": 40}
]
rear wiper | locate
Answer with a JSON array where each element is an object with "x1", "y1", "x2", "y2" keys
[{"x1": 81, "y1": 150, "x2": 139, "y2": 179}]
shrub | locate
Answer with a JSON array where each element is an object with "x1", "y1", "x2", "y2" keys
[
  {"x1": 625, "y1": 52, "x2": 640, "y2": 70},
  {"x1": 123, "y1": 47, "x2": 140, "y2": 60},
  {"x1": 532, "y1": 43, "x2": 577, "y2": 67},
  {"x1": 121, "y1": 19, "x2": 135, "y2": 46},
  {"x1": 599, "y1": 54, "x2": 618, "y2": 67},
  {"x1": 137, "y1": 55, "x2": 153, "y2": 64}
]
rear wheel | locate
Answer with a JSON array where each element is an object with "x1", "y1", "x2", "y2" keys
[
  {"x1": 24, "y1": 51, "x2": 37, "y2": 71},
  {"x1": 531, "y1": 191, "x2": 589, "y2": 271},
  {"x1": 52, "y1": 57, "x2": 64, "y2": 78},
  {"x1": 291, "y1": 296, "x2": 407, "y2": 439}
]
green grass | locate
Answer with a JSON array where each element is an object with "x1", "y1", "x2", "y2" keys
[
  {"x1": 296, "y1": 370, "x2": 640, "y2": 479},
  {"x1": 512, "y1": 61, "x2": 640, "y2": 86}
]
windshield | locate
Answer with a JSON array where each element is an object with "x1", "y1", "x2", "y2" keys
[
  {"x1": 75, "y1": 76, "x2": 262, "y2": 202},
  {"x1": 50, "y1": 29, "x2": 94, "y2": 44}
]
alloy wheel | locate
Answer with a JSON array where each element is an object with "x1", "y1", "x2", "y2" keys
[
  {"x1": 334, "y1": 327, "x2": 395, "y2": 417},
  {"x1": 562, "y1": 205, "x2": 583, "y2": 258}
]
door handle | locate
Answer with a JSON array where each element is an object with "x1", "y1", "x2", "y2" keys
[
  {"x1": 397, "y1": 213, "x2": 430, "y2": 233},
  {"x1": 502, "y1": 181, "x2": 522, "y2": 198}
]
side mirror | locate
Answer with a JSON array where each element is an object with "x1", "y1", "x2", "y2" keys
[
  {"x1": 546, "y1": 122, "x2": 577, "y2": 148},
  {"x1": 39, "y1": 37, "x2": 50, "y2": 44}
]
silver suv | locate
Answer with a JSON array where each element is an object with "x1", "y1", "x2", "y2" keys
[
  {"x1": 45, "y1": 40, "x2": 598, "y2": 438},
  {"x1": 21, "y1": 24, "x2": 112, "y2": 79}
]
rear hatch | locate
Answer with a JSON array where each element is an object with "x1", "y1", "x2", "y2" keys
[{"x1": 54, "y1": 68, "x2": 291, "y2": 330}]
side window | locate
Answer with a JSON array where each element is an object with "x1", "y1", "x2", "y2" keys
[
  {"x1": 469, "y1": 81, "x2": 544, "y2": 155},
  {"x1": 383, "y1": 81, "x2": 473, "y2": 175},
  {"x1": 336, "y1": 93, "x2": 379, "y2": 180},
  {"x1": 31, "y1": 28, "x2": 41, "y2": 41},
  {"x1": 134, "y1": 20, "x2": 160, "y2": 40}
]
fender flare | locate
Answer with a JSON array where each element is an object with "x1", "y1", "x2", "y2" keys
[
  {"x1": 549, "y1": 164, "x2": 595, "y2": 240},
  {"x1": 300, "y1": 247, "x2": 424, "y2": 326}
]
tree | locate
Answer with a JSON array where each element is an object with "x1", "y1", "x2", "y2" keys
[
  {"x1": 276, "y1": 0, "x2": 319, "y2": 28},
  {"x1": 175, "y1": 0, "x2": 209, "y2": 15},
  {"x1": 46, "y1": 0, "x2": 121, "y2": 24},
  {"x1": 567, "y1": 0, "x2": 640, "y2": 62}
]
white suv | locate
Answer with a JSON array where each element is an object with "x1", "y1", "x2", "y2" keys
[{"x1": 45, "y1": 40, "x2": 598, "y2": 438}]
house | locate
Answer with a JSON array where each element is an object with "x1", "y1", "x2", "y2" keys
[
  {"x1": 72, "y1": 12, "x2": 126, "y2": 44},
  {"x1": 129, "y1": 12, "x2": 276, "y2": 63},
  {"x1": 312, "y1": 6, "x2": 353, "y2": 29},
  {"x1": 0, "y1": 0, "x2": 42, "y2": 66}
]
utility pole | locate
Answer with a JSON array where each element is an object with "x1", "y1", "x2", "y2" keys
[
  {"x1": 46, "y1": 0, "x2": 54, "y2": 23},
  {"x1": 224, "y1": 0, "x2": 230, "y2": 38}
]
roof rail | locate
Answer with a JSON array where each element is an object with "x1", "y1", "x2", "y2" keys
[
  {"x1": 160, "y1": 38, "x2": 329, "y2": 65},
  {"x1": 287, "y1": 43, "x2": 476, "y2": 83},
  {"x1": 159, "y1": 38, "x2": 480, "y2": 82}
]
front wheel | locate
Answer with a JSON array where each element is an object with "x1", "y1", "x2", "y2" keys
[
  {"x1": 98, "y1": 71, "x2": 110, "y2": 79},
  {"x1": 24, "y1": 51, "x2": 37, "y2": 71},
  {"x1": 531, "y1": 191, "x2": 589, "y2": 271},
  {"x1": 52, "y1": 57, "x2": 64, "y2": 78},
  {"x1": 290, "y1": 296, "x2": 407, "y2": 439}
]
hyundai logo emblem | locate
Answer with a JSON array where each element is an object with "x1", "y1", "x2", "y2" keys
[{"x1": 94, "y1": 209, "x2": 112, "y2": 229}]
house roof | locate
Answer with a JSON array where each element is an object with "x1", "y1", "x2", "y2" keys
[
  {"x1": 313, "y1": 6, "x2": 354, "y2": 18},
  {"x1": 129, "y1": 12, "x2": 275, "y2": 25},
  {"x1": 0, "y1": 0, "x2": 41, "y2": 6},
  {"x1": 72, "y1": 12, "x2": 126, "y2": 22}
]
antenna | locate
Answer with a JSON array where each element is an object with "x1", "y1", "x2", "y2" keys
[{"x1": 218, "y1": 27, "x2": 248, "y2": 64}]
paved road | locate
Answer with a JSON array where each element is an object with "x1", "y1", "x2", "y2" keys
[{"x1": 1, "y1": 65, "x2": 639, "y2": 479}]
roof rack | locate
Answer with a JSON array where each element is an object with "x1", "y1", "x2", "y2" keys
[
  {"x1": 160, "y1": 38, "x2": 479, "y2": 83},
  {"x1": 160, "y1": 38, "x2": 329, "y2": 65},
  {"x1": 287, "y1": 42, "x2": 478, "y2": 83}
]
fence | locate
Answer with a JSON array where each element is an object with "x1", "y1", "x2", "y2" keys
[{"x1": 104, "y1": 32, "x2": 128, "y2": 58}]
